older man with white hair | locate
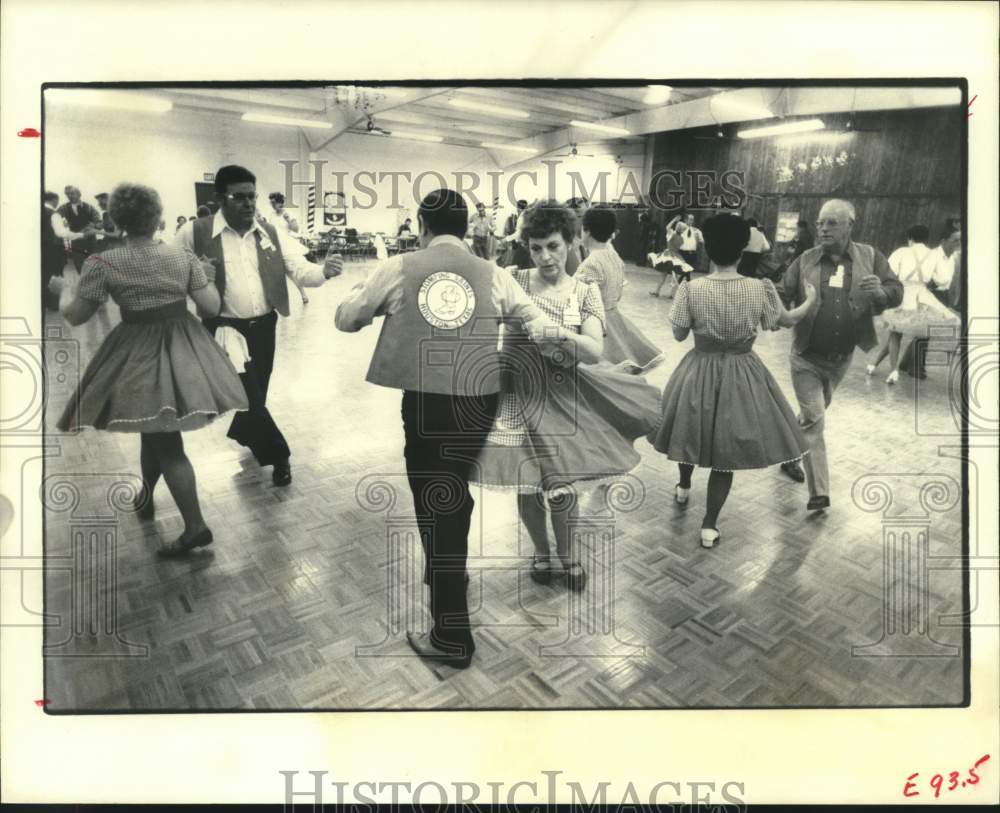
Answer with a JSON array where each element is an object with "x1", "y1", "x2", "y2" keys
[{"x1": 780, "y1": 199, "x2": 903, "y2": 512}]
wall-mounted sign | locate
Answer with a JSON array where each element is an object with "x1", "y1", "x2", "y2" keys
[
  {"x1": 323, "y1": 191, "x2": 347, "y2": 227},
  {"x1": 203, "y1": 172, "x2": 215, "y2": 182}
]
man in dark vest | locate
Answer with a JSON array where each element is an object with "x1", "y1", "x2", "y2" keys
[
  {"x1": 336, "y1": 189, "x2": 563, "y2": 669},
  {"x1": 57, "y1": 185, "x2": 101, "y2": 272},
  {"x1": 176, "y1": 165, "x2": 343, "y2": 486},
  {"x1": 42, "y1": 192, "x2": 70, "y2": 311},
  {"x1": 780, "y1": 199, "x2": 902, "y2": 512}
]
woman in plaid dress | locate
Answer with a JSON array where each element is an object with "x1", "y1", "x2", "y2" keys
[
  {"x1": 648, "y1": 214, "x2": 816, "y2": 549},
  {"x1": 473, "y1": 202, "x2": 661, "y2": 590},
  {"x1": 50, "y1": 182, "x2": 248, "y2": 557},
  {"x1": 576, "y1": 206, "x2": 664, "y2": 373}
]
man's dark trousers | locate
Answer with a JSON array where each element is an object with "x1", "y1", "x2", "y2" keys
[
  {"x1": 204, "y1": 311, "x2": 290, "y2": 465},
  {"x1": 401, "y1": 390, "x2": 500, "y2": 658}
]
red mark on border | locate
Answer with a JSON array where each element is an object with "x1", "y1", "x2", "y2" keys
[
  {"x1": 903, "y1": 754, "x2": 990, "y2": 798},
  {"x1": 967, "y1": 95, "x2": 978, "y2": 117},
  {"x1": 18, "y1": 127, "x2": 41, "y2": 138},
  {"x1": 34, "y1": 698, "x2": 51, "y2": 707}
]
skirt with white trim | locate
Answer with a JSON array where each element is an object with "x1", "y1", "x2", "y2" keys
[
  {"x1": 56, "y1": 308, "x2": 249, "y2": 434},
  {"x1": 470, "y1": 347, "x2": 662, "y2": 493},
  {"x1": 647, "y1": 342, "x2": 807, "y2": 471}
]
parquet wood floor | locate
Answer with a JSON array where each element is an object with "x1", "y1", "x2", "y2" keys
[{"x1": 43, "y1": 260, "x2": 967, "y2": 710}]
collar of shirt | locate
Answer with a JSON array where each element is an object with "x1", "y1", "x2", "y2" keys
[
  {"x1": 820, "y1": 240, "x2": 863, "y2": 264},
  {"x1": 45, "y1": 203, "x2": 56, "y2": 212},
  {"x1": 426, "y1": 234, "x2": 466, "y2": 250},
  {"x1": 211, "y1": 210, "x2": 264, "y2": 240}
]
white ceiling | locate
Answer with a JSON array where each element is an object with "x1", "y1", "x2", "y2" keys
[{"x1": 54, "y1": 84, "x2": 962, "y2": 167}]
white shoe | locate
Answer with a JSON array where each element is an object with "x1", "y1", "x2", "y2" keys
[
  {"x1": 674, "y1": 485, "x2": 690, "y2": 505},
  {"x1": 700, "y1": 528, "x2": 720, "y2": 549},
  {"x1": 886, "y1": 370, "x2": 899, "y2": 385},
  {"x1": 865, "y1": 364, "x2": 875, "y2": 376}
]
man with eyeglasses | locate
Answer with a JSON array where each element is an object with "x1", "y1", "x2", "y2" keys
[
  {"x1": 176, "y1": 164, "x2": 344, "y2": 487},
  {"x1": 779, "y1": 199, "x2": 902, "y2": 512}
]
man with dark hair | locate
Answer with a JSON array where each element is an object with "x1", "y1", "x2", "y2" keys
[
  {"x1": 335, "y1": 189, "x2": 560, "y2": 669},
  {"x1": 176, "y1": 164, "x2": 344, "y2": 486},
  {"x1": 58, "y1": 185, "x2": 101, "y2": 271},
  {"x1": 780, "y1": 199, "x2": 903, "y2": 511},
  {"x1": 42, "y1": 191, "x2": 73, "y2": 311},
  {"x1": 468, "y1": 201, "x2": 493, "y2": 259}
]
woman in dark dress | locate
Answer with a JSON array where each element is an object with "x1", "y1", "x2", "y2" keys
[{"x1": 50, "y1": 182, "x2": 248, "y2": 557}]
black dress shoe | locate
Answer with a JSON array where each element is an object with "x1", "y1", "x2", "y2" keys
[
  {"x1": 156, "y1": 528, "x2": 213, "y2": 558},
  {"x1": 272, "y1": 461, "x2": 292, "y2": 486},
  {"x1": 781, "y1": 461, "x2": 805, "y2": 483},
  {"x1": 406, "y1": 631, "x2": 472, "y2": 669},
  {"x1": 807, "y1": 495, "x2": 831, "y2": 512}
]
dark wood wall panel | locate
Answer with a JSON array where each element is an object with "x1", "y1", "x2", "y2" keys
[{"x1": 648, "y1": 107, "x2": 963, "y2": 256}]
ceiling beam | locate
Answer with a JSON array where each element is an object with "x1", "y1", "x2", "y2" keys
[{"x1": 494, "y1": 86, "x2": 962, "y2": 169}]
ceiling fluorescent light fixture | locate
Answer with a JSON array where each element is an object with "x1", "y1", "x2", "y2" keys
[
  {"x1": 388, "y1": 130, "x2": 444, "y2": 143},
  {"x1": 737, "y1": 119, "x2": 825, "y2": 139},
  {"x1": 242, "y1": 113, "x2": 333, "y2": 129},
  {"x1": 450, "y1": 99, "x2": 530, "y2": 119},
  {"x1": 46, "y1": 89, "x2": 172, "y2": 113},
  {"x1": 570, "y1": 119, "x2": 631, "y2": 135},
  {"x1": 481, "y1": 142, "x2": 537, "y2": 154},
  {"x1": 644, "y1": 85, "x2": 672, "y2": 105}
]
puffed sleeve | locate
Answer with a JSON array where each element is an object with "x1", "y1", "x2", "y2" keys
[
  {"x1": 76, "y1": 255, "x2": 109, "y2": 304},
  {"x1": 759, "y1": 278, "x2": 781, "y2": 331},
  {"x1": 668, "y1": 280, "x2": 691, "y2": 329},
  {"x1": 580, "y1": 281, "x2": 606, "y2": 335},
  {"x1": 574, "y1": 257, "x2": 602, "y2": 286},
  {"x1": 186, "y1": 249, "x2": 209, "y2": 293}
]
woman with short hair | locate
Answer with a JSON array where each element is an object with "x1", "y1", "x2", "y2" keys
[
  {"x1": 648, "y1": 214, "x2": 816, "y2": 548},
  {"x1": 577, "y1": 206, "x2": 664, "y2": 373},
  {"x1": 49, "y1": 182, "x2": 248, "y2": 557},
  {"x1": 473, "y1": 201, "x2": 661, "y2": 589}
]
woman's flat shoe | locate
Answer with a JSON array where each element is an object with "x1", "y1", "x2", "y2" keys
[
  {"x1": 700, "y1": 528, "x2": 720, "y2": 549},
  {"x1": 886, "y1": 370, "x2": 900, "y2": 385},
  {"x1": 865, "y1": 364, "x2": 876, "y2": 376},
  {"x1": 675, "y1": 484, "x2": 690, "y2": 505},
  {"x1": 157, "y1": 528, "x2": 213, "y2": 558},
  {"x1": 562, "y1": 561, "x2": 587, "y2": 592},
  {"x1": 529, "y1": 555, "x2": 552, "y2": 585}
]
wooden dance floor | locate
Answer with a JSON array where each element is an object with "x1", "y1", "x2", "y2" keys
[{"x1": 43, "y1": 260, "x2": 967, "y2": 710}]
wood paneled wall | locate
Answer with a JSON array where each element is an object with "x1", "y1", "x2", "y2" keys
[{"x1": 647, "y1": 108, "x2": 963, "y2": 256}]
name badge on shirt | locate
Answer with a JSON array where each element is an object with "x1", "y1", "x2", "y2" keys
[
  {"x1": 829, "y1": 264, "x2": 845, "y2": 289},
  {"x1": 563, "y1": 294, "x2": 582, "y2": 327}
]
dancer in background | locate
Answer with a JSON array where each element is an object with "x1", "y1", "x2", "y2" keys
[
  {"x1": 648, "y1": 214, "x2": 690, "y2": 298},
  {"x1": 577, "y1": 206, "x2": 664, "y2": 373},
  {"x1": 50, "y1": 182, "x2": 248, "y2": 557},
  {"x1": 264, "y1": 191, "x2": 309, "y2": 305},
  {"x1": 649, "y1": 214, "x2": 815, "y2": 548},
  {"x1": 474, "y1": 201, "x2": 661, "y2": 589},
  {"x1": 866, "y1": 224, "x2": 960, "y2": 383}
]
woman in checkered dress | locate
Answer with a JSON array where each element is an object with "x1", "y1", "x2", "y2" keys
[
  {"x1": 576, "y1": 206, "x2": 664, "y2": 373},
  {"x1": 49, "y1": 182, "x2": 248, "y2": 558},
  {"x1": 647, "y1": 214, "x2": 816, "y2": 549},
  {"x1": 472, "y1": 202, "x2": 661, "y2": 590}
]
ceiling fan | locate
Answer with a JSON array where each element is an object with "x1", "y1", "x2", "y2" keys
[{"x1": 551, "y1": 142, "x2": 598, "y2": 158}]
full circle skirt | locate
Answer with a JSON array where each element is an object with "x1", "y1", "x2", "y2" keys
[
  {"x1": 57, "y1": 309, "x2": 249, "y2": 434},
  {"x1": 603, "y1": 308, "x2": 664, "y2": 372},
  {"x1": 472, "y1": 350, "x2": 662, "y2": 493},
  {"x1": 647, "y1": 344, "x2": 807, "y2": 471}
]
